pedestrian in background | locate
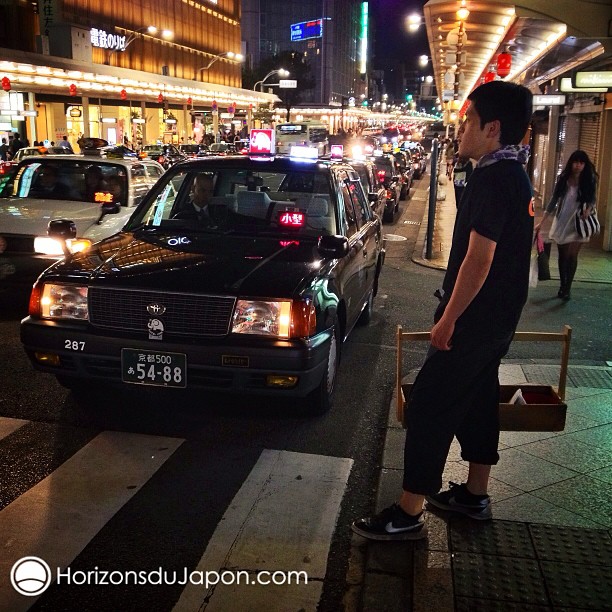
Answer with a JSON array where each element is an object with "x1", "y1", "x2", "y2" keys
[
  {"x1": 59, "y1": 135, "x2": 74, "y2": 153},
  {"x1": 0, "y1": 138, "x2": 8, "y2": 161},
  {"x1": 534, "y1": 150, "x2": 598, "y2": 301},
  {"x1": 352, "y1": 80, "x2": 534, "y2": 540},
  {"x1": 453, "y1": 154, "x2": 473, "y2": 208}
]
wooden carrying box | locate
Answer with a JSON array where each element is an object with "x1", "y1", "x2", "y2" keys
[{"x1": 396, "y1": 326, "x2": 572, "y2": 432}]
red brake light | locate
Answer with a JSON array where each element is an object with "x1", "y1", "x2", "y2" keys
[{"x1": 377, "y1": 170, "x2": 386, "y2": 180}]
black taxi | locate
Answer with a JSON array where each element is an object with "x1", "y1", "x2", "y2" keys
[{"x1": 21, "y1": 148, "x2": 385, "y2": 414}]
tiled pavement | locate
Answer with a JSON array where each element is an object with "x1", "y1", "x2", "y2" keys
[{"x1": 353, "y1": 169, "x2": 612, "y2": 611}]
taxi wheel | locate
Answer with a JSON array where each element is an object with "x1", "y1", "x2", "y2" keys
[{"x1": 306, "y1": 324, "x2": 340, "y2": 415}]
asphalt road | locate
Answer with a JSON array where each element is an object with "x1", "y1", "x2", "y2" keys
[{"x1": 0, "y1": 180, "x2": 609, "y2": 611}]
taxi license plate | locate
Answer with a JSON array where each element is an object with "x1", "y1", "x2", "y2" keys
[{"x1": 121, "y1": 349, "x2": 187, "y2": 388}]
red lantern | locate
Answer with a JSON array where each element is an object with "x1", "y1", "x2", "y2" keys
[
  {"x1": 484, "y1": 70, "x2": 496, "y2": 83},
  {"x1": 157, "y1": 93, "x2": 163, "y2": 104},
  {"x1": 120, "y1": 89, "x2": 127, "y2": 100},
  {"x1": 186, "y1": 97, "x2": 192, "y2": 106},
  {"x1": 496, "y1": 52, "x2": 512, "y2": 78},
  {"x1": 1, "y1": 77, "x2": 10, "y2": 92},
  {"x1": 69, "y1": 83, "x2": 77, "y2": 96}
]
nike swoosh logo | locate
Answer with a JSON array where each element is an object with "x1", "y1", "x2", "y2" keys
[{"x1": 385, "y1": 521, "x2": 418, "y2": 533}]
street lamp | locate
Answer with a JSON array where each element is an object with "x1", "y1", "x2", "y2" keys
[
  {"x1": 124, "y1": 26, "x2": 173, "y2": 50},
  {"x1": 194, "y1": 51, "x2": 244, "y2": 80},
  {"x1": 254, "y1": 69, "x2": 290, "y2": 92}
]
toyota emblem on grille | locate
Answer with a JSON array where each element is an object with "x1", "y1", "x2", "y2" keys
[{"x1": 147, "y1": 303, "x2": 166, "y2": 316}]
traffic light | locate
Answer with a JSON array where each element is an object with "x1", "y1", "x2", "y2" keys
[{"x1": 406, "y1": 94, "x2": 413, "y2": 101}]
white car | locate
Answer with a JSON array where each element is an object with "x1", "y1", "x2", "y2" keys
[
  {"x1": 0, "y1": 155, "x2": 164, "y2": 263},
  {"x1": 11, "y1": 146, "x2": 73, "y2": 163}
]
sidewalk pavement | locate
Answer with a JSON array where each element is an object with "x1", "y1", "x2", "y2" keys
[{"x1": 353, "y1": 168, "x2": 612, "y2": 611}]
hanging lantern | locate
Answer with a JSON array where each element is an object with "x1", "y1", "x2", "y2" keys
[
  {"x1": 1, "y1": 77, "x2": 11, "y2": 92},
  {"x1": 496, "y1": 52, "x2": 512, "y2": 78},
  {"x1": 484, "y1": 69, "x2": 496, "y2": 83},
  {"x1": 157, "y1": 93, "x2": 163, "y2": 104},
  {"x1": 68, "y1": 83, "x2": 77, "y2": 96},
  {"x1": 186, "y1": 96, "x2": 192, "y2": 106},
  {"x1": 120, "y1": 89, "x2": 128, "y2": 100}
]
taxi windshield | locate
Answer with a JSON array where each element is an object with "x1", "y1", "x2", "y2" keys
[
  {"x1": 127, "y1": 168, "x2": 337, "y2": 237},
  {"x1": 9, "y1": 160, "x2": 128, "y2": 204}
]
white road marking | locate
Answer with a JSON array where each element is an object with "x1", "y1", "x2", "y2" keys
[
  {"x1": 174, "y1": 449, "x2": 353, "y2": 612},
  {"x1": 0, "y1": 431, "x2": 184, "y2": 611},
  {"x1": 0, "y1": 417, "x2": 29, "y2": 441}
]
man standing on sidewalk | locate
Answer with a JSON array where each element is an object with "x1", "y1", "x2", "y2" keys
[{"x1": 352, "y1": 81, "x2": 534, "y2": 540}]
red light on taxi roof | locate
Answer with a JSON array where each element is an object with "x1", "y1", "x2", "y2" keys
[
  {"x1": 330, "y1": 144, "x2": 343, "y2": 159},
  {"x1": 279, "y1": 211, "x2": 305, "y2": 227},
  {"x1": 94, "y1": 192, "x2": 114, "y2": 203}
]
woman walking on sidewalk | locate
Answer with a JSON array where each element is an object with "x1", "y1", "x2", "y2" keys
[{"x1": 535, "y1": 150, "x2": 598, "y2": 300}]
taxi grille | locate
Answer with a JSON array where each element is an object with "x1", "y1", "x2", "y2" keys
[{"x1": 88, "y1": 287, "x2": 235, "y2": 337}]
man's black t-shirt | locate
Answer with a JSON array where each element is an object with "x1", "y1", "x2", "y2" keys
[{"x1": 441, "y1": 159, "x2": 534, "y2": 336}]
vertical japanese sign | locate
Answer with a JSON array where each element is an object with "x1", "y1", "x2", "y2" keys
[{"x1": 39, "y1": 0, "x2": 59, "y2": 35}]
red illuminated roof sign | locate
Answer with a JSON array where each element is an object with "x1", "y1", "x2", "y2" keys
[
  {"x1": 279, "y1": 211, "x2": 305, "y2": 227},
  {"x1": 249, "y1": 129, "x2": 275, "y2": 157}
]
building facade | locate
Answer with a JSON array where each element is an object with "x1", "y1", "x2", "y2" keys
[
  {"x1": 242, "y1": 0, "x2": 368, "y2": 106},
  {"x1": 0, "y1": 0, "x2": 276, "y2": 149}
]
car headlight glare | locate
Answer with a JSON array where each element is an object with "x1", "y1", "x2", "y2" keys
[
  {"x1": 34, "y1": 237, "x2": 92, "y2": 256},
  {"x1": 40, "y1": 284, "x2": 89, "y2": 320},
  {"x1": 232, "y1": 300, "x2": 292, "y2": 338}
]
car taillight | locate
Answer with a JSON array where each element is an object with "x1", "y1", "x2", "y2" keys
[
  {"x1": 158, "y1": 156, "x2": 165, "y2": 163},
  {"x1": 290, "y1": 299, "x2": 317, "y2": 338},
  {"x1": 377, "y1": 170, "x2": 386, "y2": 180},
  {"x1": 28, "y1": 282, "x2": 42, "y2": 317}
]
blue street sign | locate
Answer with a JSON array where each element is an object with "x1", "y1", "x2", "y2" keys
[{"x1": 290, "y1": 19, "x2": 323, "y2": 42}]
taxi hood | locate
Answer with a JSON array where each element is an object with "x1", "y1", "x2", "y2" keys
[{"x1": 52, "y1": 230, "x2": 327, "y2": 297}]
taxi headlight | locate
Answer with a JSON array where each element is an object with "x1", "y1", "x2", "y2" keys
[
  {"x1": 232, "y1": 300, "x2": 292, "y2": 338},
  {"x1": 40, "y1": 284, "x2": 89, "y2": 320},
  {"x1": 34, "y1": 237, "x2": 92, "y2": 256}
]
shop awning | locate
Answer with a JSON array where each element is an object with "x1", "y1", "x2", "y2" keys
[{"x1": 424, "y1": 0, "x2": 612, "y2": 110}]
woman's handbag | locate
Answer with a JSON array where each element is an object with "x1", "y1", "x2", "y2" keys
[
  {"x1": 575, "y1": 203, "x2": 600, "y2": 239},
  {"x1": 535, "y1": 232, "x2": 551, "y2": 281}
]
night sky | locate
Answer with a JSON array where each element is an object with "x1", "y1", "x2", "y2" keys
[{"x1": 370, "y1": 0, "x2": 430, "y2": 71}]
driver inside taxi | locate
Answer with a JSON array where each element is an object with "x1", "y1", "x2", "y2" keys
[{"x1": 173, "y1": 174, "x2": 222, "y2": 226}]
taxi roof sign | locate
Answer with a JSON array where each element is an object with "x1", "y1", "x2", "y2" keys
[
  {"x1": 249, "y1": 129, "x2": 275, "y2": 158},
  {"x1": 330, "y1": 144, "x2": 344, "y2": 160}
]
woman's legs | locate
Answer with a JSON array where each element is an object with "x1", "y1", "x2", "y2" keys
[{"x1": 557, "y1": 242, "x2": 583, "y2": 299}]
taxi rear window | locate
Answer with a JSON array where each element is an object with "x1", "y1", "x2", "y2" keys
[{"x1": 12, "y1": 160, "x2": 128, "y2": 205}]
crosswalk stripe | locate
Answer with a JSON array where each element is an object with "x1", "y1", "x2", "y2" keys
[
  {"x1": 0, "y1": 430, "x2": 184, "y2": 611},
  {"x1": 174, "y1": 449, "x2": 353, "y2": 611},
  {"x1": 0, "y1": 417, "x2": 28, "y2": 442}
]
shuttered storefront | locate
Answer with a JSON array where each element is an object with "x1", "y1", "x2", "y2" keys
[
  {"x1": 531, "y1": 132, "x2": 548, "y2": 197},
  {"x1": 557, "y1": 111, "x2": 602, "y2": 173},
  {"x1": 578, "y1": 113, "x2": 601, "y2": 167}
]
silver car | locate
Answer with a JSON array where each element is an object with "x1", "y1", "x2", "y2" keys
[{"x1": 0, "y1": 155, "x2": 164, "y2": 261}]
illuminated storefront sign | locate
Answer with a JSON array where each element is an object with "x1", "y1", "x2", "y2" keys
[
  {"x1": 575, "y1": 71, "x2": 612, "y2": 89},
  {"x1": 90, "y1": 28, "x2": 127, "y2": 51},
  {"x1": 290, "y1": 19, "x2": 323, "y2": 42}
]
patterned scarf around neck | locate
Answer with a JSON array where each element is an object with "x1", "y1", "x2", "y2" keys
[{"x1": 476, "y1": 144, "x2": 530, "y2": 168}]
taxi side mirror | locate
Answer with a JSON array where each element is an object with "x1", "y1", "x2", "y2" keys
[
  {"x1": 318, "y1": 235, "x2": 349, "y2": 258},
  {"x1": 48, "y1": 219, "x2": 76, "y2": 257}
]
